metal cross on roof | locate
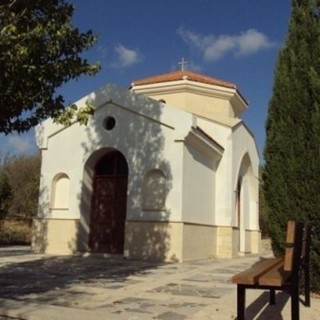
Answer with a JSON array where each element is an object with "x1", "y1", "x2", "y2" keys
[{"x1": 178, "y1": 57, "x2": 188, "y2": 71}]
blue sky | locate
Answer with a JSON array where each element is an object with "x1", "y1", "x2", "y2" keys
[{"x1": 0, "y1": 0, "x2": 292, "y2": 161}]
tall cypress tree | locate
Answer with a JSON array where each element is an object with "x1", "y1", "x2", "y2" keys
[{"x1": 264, "y1": 0, "x2": 320, "y2": 292}]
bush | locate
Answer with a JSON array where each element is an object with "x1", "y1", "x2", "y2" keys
[
  {"x1": 4, "y1": 154, "x2": 41, "y2": 223},
  {"x1": 0, "y1": 220, "x2": 31, "y2": 245}
]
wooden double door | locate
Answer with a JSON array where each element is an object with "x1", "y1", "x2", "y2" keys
[{"x1": 89, "y1": 151, "x2": 128, "y2": 254}]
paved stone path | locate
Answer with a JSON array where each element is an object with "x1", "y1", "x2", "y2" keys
[{"x1": 0, "y1": 246, "x2": 319, "y2": 320}]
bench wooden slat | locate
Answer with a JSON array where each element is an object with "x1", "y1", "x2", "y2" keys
[
  {"x1": 258, "y1": 261, "x2": 291, "y2": 286},
  {"x1": 284, "y1": 220, "x2": 296, "y2": 271},
  {"x1": 231, "y1": 257, "x2": 283, "y2": 285}
]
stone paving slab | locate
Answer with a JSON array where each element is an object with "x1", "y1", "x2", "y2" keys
[{"x1": 0, "y1": 246, "x2": 320, "y2": 319}]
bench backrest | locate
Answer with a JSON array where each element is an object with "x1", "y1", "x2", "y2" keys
[
  {"x1": 284, "y1": 221, "x2": 296, "y2": 271},
  {"x1": 283, "y1": 221, "x2": 305, "y2": 276}
]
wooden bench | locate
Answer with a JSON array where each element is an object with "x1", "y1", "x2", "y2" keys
[{"x1": 231, "y1": 221, "x2": 311, "y2": 320}]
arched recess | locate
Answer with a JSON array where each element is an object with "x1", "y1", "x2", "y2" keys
[
  {"x1": 235, "y1": 153, "x2": 256, "y2": 253},
  {"x1": 51, "y1": 173, "x2": 70, "y2": 209},
  {"x1": 142, "y1": 169, "x2": 167, "y2": 211},
  {"x1": 88, "y1": 149, "x2": 128, "y2": 254}
]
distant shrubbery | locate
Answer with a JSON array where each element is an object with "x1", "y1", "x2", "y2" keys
[
  {"x1": 0, "y1": 220, "x2": 31, "y2": 245},
  {"x1": 0, "y1": 154, "x2": 40, "y2": 245}
]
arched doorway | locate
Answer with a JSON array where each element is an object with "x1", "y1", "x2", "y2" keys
[
  {"x1": 89, "y1": 150, "x2": 128, "y2": 253},
  {"x1": 235, "y1": 153, "x2": 256, "y2": 255},
  {"x1": 236, "y1": 177, "x2": 243, "y2": 252}
]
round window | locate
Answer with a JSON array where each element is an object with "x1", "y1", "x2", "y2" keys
[{"x1": 104, "y1": 116, "x2": 116, "y2": 130}]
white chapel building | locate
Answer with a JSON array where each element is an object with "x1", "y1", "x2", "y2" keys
[{"x1": 32, "y1": 69, "x2": 260, "y2": 262}]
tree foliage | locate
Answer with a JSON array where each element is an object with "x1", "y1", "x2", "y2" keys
[
  {"x1": 263, "y1": 0, "x2": 320, "y2": 292},
  {"x1": 0, "y1": 170, "x2": 12, "y2": 219},
  {"x1": 0, "y1": 154, "x2": 41, "y2": 223},
  {"x1": 258, "y1": 166, "x2": 270, "y2": 238},
  {"x1": 0, "y1": 0, "x2": 100, "y2": 134}
]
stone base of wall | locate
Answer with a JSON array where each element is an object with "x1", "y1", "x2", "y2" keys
[
  {"x1": 215, "y1": 226, "x2": 261, "y2": 258},
  {"x1": 125, "y1": 221, "x2": 183, "y2": 262},
  {"x1": 32, "y1": 218, "x2": 261, "y2": 261},
  {"x1": 247, "y1": 229, "x2": 261, "y2": 254},
  {"x1": 125, "y1": 221, "x2": 220, "y2": 261},
  {"x1": 32, "y1": 218, "x2": 79, "y2": 255},
  {"x1": 216, "y1": 226, "x2": 236, "y2": 258},
  {"x1": 126, "y1": 221, "x2": 217, "y2": 262},
  {"x1": 182, "y1": 223, "x2": 217, "y2": 260}
]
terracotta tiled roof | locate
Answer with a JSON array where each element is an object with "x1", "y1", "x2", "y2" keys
[{"x1": 132, "y1": 70, "x2": 237, "y2": 89}]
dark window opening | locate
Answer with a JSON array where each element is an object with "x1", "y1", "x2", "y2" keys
[{"x1": 104, "y1": 116, "x2": 116, "y2": 130}]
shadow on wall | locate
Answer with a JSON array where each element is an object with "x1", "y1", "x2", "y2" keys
[
  {"x1": 31, "y1": 177, "x2": 49, "y2": 253},
  {"x1": 125, "y1": 211, "x2": 177, "y2": 262},
  {"x1": 74, "y1": 86, "x2": 173, "y2": 261}
]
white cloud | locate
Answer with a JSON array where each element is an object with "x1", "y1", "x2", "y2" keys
[
  {"x1": 236, "y1": 29, "x2": 274, "y2": 56},
  {"x1": 113, "y1": 44, "x2": 142, "y2": 68},
  {"x1": 177, "y1": 27, "x2": 275, "y2": 62},
  {"x1": 203, "y1": 35, "x2": 236, "y2": 61}
]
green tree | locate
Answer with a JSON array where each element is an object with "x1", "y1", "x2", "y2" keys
[
  {"x1": 258, "y1": 166, "x2": 269, "y2": 238},
  {"x1": 0, "y1": 171, "x2": 12, "y2": 219},
  {"x1": 0, "y1": 0, "x2": 100, "y2": 134},
  {"x1": 3, "y1": 154, "x2": 41, "y2": 223},
  {"x1": 263, "y1": 0, "x2": 320, "y2": 292}
]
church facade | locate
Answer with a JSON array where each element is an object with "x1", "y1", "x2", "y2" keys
[{"x1": 32, "y1": 70, "x2": 260, "y2": 262}]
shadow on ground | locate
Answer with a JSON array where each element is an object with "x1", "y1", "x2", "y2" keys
[
  {"x1": 0, "y1": 249, "x2": 164, "y2": 306},
  {"x1": 240, "y1": 291, "x2": 290, "y2": 320}
]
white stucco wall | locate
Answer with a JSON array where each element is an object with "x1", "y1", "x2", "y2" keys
[
  {"x1": 36, "y1": 85, "x2": 196, "y2": 226},
  {"x1": 195, "y1": 117, "x2": 234, "y2": 225},
  {"x1": 35, "y1": 81, "x2": 260, "y2": 259},
  {"x1": 131, "y1": 79, "x2": 247, "y2": 119},
  {"x1": 182, "y1": 143, "x2": 215, "y2": 224},
  {"x1": 190, "y1": 116, "x2": 259, "y2": 229}
]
